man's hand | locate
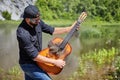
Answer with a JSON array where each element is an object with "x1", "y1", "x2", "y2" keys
[
  {"x1": 53, "y1": 59, "x2": 66, "y2": 68},
  {"x1": 70, "y1": 21, "x2": 80, "y2": 31}
]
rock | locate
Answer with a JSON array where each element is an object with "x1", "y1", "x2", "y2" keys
[{"x1": 0, "y1": 0, "x2": 37, "y2": 20}]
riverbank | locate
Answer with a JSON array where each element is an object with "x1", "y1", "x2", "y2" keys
[{"x1": 0, "y1": 19, "x2": 120, "y2": 27}]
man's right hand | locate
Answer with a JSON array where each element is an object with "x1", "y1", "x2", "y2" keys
[{"x1": 53, "y1": 59, "x2": 66, "y2": 68}]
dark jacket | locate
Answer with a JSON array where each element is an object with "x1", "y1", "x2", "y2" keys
[{"x1": 16, "y1": 19, "x2": 54, "y2": 64}]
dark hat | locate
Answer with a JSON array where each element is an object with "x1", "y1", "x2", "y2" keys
[{"x1": 23, "y1": 5, "x2": 40, "y2": 18}]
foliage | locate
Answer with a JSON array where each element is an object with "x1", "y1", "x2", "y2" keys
[
  {"x1": 35, "y1": 0, "x2": 120, "y2": 22},
  {"x1": 68, "y1": 47, "x2": 118, "y2": 80},
  {"x1": 8, "y1": 65, "x2": 21, "y2": 76},
  {"x1": 83, "y1": 48, "x2": 117, "y2": 67},
  {"x1": 80, "y1": 27, "x2": 101, "y2": 38},
  {"x1": 80, "y1": 23, "x2": 120, "y2": 42},
  {"x1": 2, "y1": 11, "x2": 11, "y2": 20},
  {"x1": 114, "y1": 57, "x2": 120, "y2": 79},
  {"x1": 43, "y1": 19, "x2": 74, "y2": 27},
  {"x1": 0, "y1": 65, "x2": 23, "y2": 80}
]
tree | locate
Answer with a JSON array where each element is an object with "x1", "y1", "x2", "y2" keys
[{"x1": 35, "y1": 0, "x2": 120, "y2": 22}]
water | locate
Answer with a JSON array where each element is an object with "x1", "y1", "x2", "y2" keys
[
  {"x1": 0, "y1": 23, "x2": 119, "y2": 80},
  {"x1": 0, "y1": 26, "x2": 18, "y2": 70}
]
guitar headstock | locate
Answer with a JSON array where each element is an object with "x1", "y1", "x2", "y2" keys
[{"x1": 78, "y1": 12, "x2": 87, "y2": 23}]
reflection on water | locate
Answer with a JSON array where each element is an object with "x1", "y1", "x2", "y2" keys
[{"x1": 0, "y1": 27, "x2": 19, "y2": 70}]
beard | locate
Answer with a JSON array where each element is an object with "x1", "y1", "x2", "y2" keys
[{"x1": 29, "y1": 21, "x2": 38, "y2": 27}]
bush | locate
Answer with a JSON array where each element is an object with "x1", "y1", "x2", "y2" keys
[
  {"x1": 35, "y1": 0, "x2": 120, "y2": 22},
  {"x1": 68, "y1": 47, "x2": 118, "y2": 80},
  {"x1": 80, "y1": 28, "x2": 101, "y2": 39},
  {"x1": 2, "y1": 11, "x2": 11, "y2": 20}
]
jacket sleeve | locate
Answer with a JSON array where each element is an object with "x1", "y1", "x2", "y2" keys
[
  {"x1": 40, "y1": 20, "x2": 55, "y2": 35},
  {"x1": 17, "y1": 28, "x2": 38, "y2": 59}
]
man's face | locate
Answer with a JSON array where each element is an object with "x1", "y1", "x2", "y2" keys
[{"x1": 29, "y1": 16, "x2": 40, "y2": 26}]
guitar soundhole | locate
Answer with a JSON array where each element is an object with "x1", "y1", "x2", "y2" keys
[{"x1": 48, "y1": 40, "x2": 61, "y2": 54}]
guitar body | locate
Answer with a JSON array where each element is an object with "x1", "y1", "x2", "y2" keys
[{"x1": 37, "y1": 38, "x2": 72, "y2": 75}]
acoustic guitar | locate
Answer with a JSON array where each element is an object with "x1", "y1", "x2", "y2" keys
[{"x1": 37, "y1": 12, "x2": 87, "y2": 75}]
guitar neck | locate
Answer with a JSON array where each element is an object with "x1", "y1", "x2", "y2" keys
[{"x1": 58, "y1": 20, "x2": 81, "y2": 51}]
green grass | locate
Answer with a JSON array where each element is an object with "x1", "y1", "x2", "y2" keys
[
  {"x1": 0, "y1": 19, "x2": 120, "y2": 27},
  {"x1": 0, "y1": 65, "x2": 23, "y2": 80},
  {"x1": 43, "y1": 19, "x2": 75, "y2": 27},
  {"x1": 0, "y1": 20, "x2": 20, "y2": 25}
]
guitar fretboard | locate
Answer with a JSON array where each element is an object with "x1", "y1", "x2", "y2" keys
[{"x1": 58, "y1": 20, "x2": 81, "y2": 51}]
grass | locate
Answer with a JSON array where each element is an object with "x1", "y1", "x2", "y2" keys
[
  {"x1": 44, "y1": 19, "x2": 75, "y2": 27},
  {"x1": 68, "y1": 48, "x2": 118, "y2": 80},
  {"x1": 0, "y1": 19, "x2": 120, "y2": 27},
  {"x1": 0, "y1": 20, "x2": 21, "y2": 24},
  {"x1": 0, "y1": 65, "x2": 23, "y2": 80}
]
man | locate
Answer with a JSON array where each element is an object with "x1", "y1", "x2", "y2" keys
[{"x1": 16, "y1": 5, "x2": 77, "y2": 80}]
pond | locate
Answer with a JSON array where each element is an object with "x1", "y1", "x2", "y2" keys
[{"x1": 0, "y1": 22, "x2": 119, "y2": 80}]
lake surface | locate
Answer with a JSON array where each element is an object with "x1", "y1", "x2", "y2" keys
[{"x1": 0, "y1": 23, "x2": 119, "y2": 80}]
